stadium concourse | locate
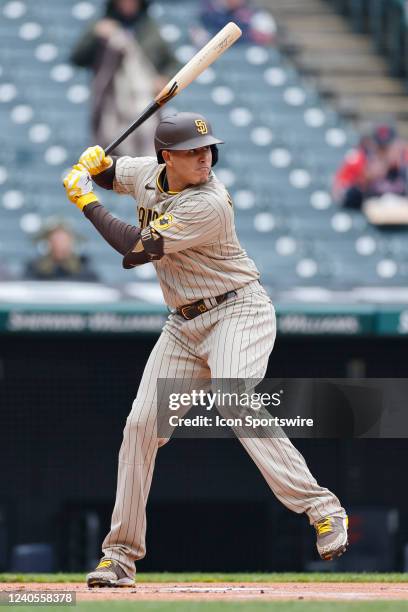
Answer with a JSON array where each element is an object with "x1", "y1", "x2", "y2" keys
[{"x1": 1, "y1": 0, "x2": 408, "y2": 306}]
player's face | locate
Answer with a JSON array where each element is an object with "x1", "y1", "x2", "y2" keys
[{"x1": 166, "y1": 146, "x2": 212, "y2": 187}]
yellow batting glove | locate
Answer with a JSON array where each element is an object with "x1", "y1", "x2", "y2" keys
[
  {"x1": 78, "y1": 145, "x2": 113, "y2": 176},
  {"x1": 63, "y1": 164, "x2": 99, "y2": 211}
]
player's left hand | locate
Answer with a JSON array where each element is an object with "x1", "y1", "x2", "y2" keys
[
  {"x1": 63, "y1": 164, "x2": 99, "y2": 211},
  {"x1": 79, "y1": 145, "x2": 113, "y2": 176}
]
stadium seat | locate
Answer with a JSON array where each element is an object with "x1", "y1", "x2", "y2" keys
[{"x1": 0, "y1": 0, "x2": 405, "y2": 292}]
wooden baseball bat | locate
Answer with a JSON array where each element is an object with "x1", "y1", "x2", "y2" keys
[{"x1": 105, "y1": 22, "x2": 242, "y2": 155}]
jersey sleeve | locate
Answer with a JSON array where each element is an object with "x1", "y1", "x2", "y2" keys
[
  {"x1": 113, "y1": 156, "x2": 156, "y2": 195},
  {"x1": 150, "y1": 195, "x2": 228, "y2": 254}
]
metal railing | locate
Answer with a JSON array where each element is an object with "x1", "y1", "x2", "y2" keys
[{"x1": 325, "y1": 0, "x2": 408, "y2": 81}]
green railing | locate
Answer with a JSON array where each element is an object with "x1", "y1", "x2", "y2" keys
[{"x1": 326, "y1": 0, "x2": 408, "y2": 80}]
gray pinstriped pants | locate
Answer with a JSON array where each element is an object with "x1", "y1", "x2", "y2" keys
[{"x1": 102, "y1": 281, "x2": 345, "y2": 576}]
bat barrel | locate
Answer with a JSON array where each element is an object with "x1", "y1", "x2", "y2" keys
[
  {"x1": 104, "y1": 22, "x2": 242, "y2": 155},
  {"x1": 156, "y1": 22, "x2": 242, "y2": 105}
]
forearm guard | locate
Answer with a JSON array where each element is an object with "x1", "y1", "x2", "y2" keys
[{"x1": 123, "y1": 226, "x2": 164, "y2": 268}]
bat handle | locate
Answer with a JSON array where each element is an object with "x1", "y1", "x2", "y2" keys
[{"x1": 104, "y1": 101, "x2": 161, "y2": 155}]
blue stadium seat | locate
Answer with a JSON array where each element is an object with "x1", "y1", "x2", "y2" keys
[{"x1": 0, "y1": 0, "x2": 404, "y2": 292}]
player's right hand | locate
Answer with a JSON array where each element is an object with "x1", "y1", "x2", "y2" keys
[{"x1": 78, "y1": 145, "x2": 113, "y2": 176}]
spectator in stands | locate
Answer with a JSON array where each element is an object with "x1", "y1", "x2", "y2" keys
[
  {"x1": 196, "y1": 0, "x2": 276, "y2": 46},
  {"x1": 333, "y1": 124, "x2": 408, "y2": 210},
  {"x1": 24, "y1": 220, "x2": 99, "y2": 282},
  {"x1": 70, "y1": 0, "x2": 179, "y2": 156}
]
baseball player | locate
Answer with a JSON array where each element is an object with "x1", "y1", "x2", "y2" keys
[{"x1": 63, "y1": 112, "x2": 348, "y2": 587}]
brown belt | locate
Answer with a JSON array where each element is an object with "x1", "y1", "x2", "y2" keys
[{"x1": 177, "y1": 290, "x2": 237, "y2": 320}]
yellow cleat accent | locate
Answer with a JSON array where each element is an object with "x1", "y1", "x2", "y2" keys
[
  {"x1": 96, "y1": 560, "x2": 112, "y2": 569},
  {"x1": 315, "y1": 517, "x2": 333, "y2": 535}
]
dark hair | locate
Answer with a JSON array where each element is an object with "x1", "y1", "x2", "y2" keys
[
  {"x1": 105, "y1": 0, "x2": 149, "y2": 23},
  {"x1": 372, "y1": 124, "x2": 397, "y2": 147}
]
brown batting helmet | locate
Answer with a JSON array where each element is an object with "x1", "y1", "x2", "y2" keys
[{"x1": 154, "y1": 112, "x2": 224, "y2": 166}]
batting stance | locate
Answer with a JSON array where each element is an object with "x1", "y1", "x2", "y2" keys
[{"x1": 63, "y1": 112, "x2": 348, "y2": 587}]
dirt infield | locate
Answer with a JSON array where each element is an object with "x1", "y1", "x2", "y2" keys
[{"x1": 2, "y1": 582, "x2": 408, "y2": 601}]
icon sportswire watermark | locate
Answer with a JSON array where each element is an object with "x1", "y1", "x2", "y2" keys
[{"x1": 156, "y1": 378, "x2": 408, "y2": 439}]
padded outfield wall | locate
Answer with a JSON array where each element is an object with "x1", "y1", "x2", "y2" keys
[{"x1": 1, "y1": 308, "x2": 408, "y2": 573}]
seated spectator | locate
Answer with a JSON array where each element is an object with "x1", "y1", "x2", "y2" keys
[
  {"x1": 333, "y1": 124, "x2": 408, "y2": 211},
  {"x1": 70, "y1": 0, "x2": 179, "y2": 156},
  {"x1": 24, "y1": 220, "x2": 99, "y2": 282},
  {"x1": 198, "y1": 0, "x2": 276, "y2": 45}
]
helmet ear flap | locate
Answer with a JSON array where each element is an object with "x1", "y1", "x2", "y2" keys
[{"x1": 211, "y1": 145, "x2": 218, "y2": 167}]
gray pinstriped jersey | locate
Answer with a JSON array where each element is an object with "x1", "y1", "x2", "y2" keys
[{"x1": 114, "y1": 156, "x2": 259, "y2": 308}]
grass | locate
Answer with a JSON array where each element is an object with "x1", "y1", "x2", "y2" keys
[
  {"x1": 5, "y1": 603, "x2": 408, "y2": 612},
  {"x1": 1, "y1": 572, "x2": 408, "y2": 583}
]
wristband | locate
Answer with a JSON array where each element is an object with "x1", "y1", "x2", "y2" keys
[{"x1": 76, "y1": 192, "x2": 99, "y2": 211}]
